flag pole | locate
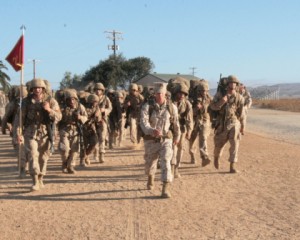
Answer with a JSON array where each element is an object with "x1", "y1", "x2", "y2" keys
[{"x1": 18, "y1": 25, "x2": 26, "y2": 175}]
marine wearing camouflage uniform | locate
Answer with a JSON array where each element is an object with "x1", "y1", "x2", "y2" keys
[
  {"x1": 239, "y1": 84, "x2": 252, "y2": 132},
  {"x1": 93, "y1": 83, "x2": 112, "y2": 163},
  {"x1": 124, "y1": 83, "x2": 144, "y2": 146},
  {"x1": 58, "y1": 89, "x2": 87, "y2": 174},
  {"x1": 171, "y1": 83, "x2": 193, "y2": 178},
  {"x1": 209, "y1": 75, "x2": 245, "y2": 173},
  {"x1": 2, "y1": 86, "x2": 29, "y2": 177},
  {"x1": 82, "y1": 94, "x2": 101, "y2": 166},
  {"x1": 189, "y1": 81, "x2": 212, "y2": 166},
  {"x1": 16, "y1": 79, "x2": 62, "y2": 190},
  {"x1": 140, "y1": 82, "x2": 180, "y2": 198}
]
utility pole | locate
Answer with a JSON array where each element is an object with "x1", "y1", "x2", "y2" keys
[
  {"x1": 104, "y1": 30, "x2": 123, "y2": 57},
  {"x1": 190, "y1": 67, "x2": 197, "y2": 76},
  {"x1": 28, "y1": 59, "x2": 41, "y2": 78}
]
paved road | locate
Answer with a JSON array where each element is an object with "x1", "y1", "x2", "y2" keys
[{"x1": 247, "y1": 108, "x2": 300, "y2": 145}]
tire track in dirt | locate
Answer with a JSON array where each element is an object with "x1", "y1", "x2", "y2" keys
[{"x1": 112, "y1": 145, "x2": 153, "y2": 240}]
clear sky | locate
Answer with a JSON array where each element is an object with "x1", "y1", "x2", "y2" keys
[{"x1": 1, "y1": 0, "x2": 300, "y2": 90}]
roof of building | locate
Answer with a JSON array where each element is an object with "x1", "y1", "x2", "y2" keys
[{"x1": 134, "y1": 73, "x2": 201, "y2": 86}]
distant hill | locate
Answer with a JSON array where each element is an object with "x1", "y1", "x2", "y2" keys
[{"x1": 210, "y1": 83, "x2": 300, "y2": 99}]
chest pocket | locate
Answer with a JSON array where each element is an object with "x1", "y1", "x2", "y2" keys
[
  {"x1": 26, "y1": 102, "x2": 44, "y2": 124},
  {"x1": 62, "y1": 107, "x2": 76, "y2": 124}
]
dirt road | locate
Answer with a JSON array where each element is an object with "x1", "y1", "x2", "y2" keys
[{"x1": 0, "y1": 108, "x2": 299, "y2": 240}]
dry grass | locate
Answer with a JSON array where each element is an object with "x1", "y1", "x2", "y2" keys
[{"x1": 253, "y1": 98, "x2": 300, "y2": 112}]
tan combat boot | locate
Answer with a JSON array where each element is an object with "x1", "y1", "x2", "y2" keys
[
  {"x1": 171, "y1": 164, "x2": 175, "y2": 176},
  {"x1": 19, "y1": 167, "x2": 26, "y2": 179},
  {"x1": 147, "y1": 175, "x2": 155, "y2": 190},
  {"x1": 214, "y1": 157, "x2": 219, "y2": 170},
  {"x1": 230, "y1": 162, "x2": 238, "y2": 173},
  {"x1": 67, "y1": 166, "x2": 77, "y2": 174},
  {"x1": 31, "y1": 175, "x2": 40, "y2": 191},
  {"x1": 174, "y1": 167, "x2": 181, "y2": 178},
  {"x1": 99, "y1": 153, "x2": 105, "y2": 163},
  {"x1": 190, "y1": 153, "x2": 196, "y2": 164},
  {"x1": 161, "y1": 182, "x2": 171, "y2": 198},
  {"x1": 38, "y1": 174, "x2": 45, "y2": 189},
  {"x1": 202, "y1": 156, "x2": 211, "y2": 167},
  {"x1": 85, "y1": 156, "x2": 90, "y2": 166},
  {"x1": 62, "y1": 162, "x2": 68, "y2": 173}
]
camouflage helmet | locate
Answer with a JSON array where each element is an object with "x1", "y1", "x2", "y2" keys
[
  {"x1": 43, "y1": 79, "x2": 51, "y2": 94},
  {"x1": 30, "y1": 78, "x2": 46, "y2": 89},
  {"x1": 129, "y1": 83, "x2": 138, "y2": 91},
  {"x1": 26, "y1": 80, "x2": 32, "y2": 93},
  {"x1": 15, "y1": 85, "x2": 28, "y2": 98},
  {"x1": 55, "y1": 89, "x2": 65, "y2": 102},
  {"x1": 94, "y1": 83, "x2": 105, "y2": 91},
  {"x1": 170, "y1": 76, "x2": 190, "y2": 89},
  {"x1": 78, "y1": 90, "x2": 89, "y2": 100},
  {"x1": 115, "y1": 91, "x2": 124, "y2": 98},
  {"x1": 165, "y1": 91, "x2": 172, "y2": 99},
  {"x1": 87, "y1": 94, "x2": 99, "y2": 103},
  {"x1": 138, "y1": 84, "x2": 143, "y2": 93},
  {"x1": 196, "y1": 81, "x2": 209, "y2": 91},
  {"x1": 177, "y1": 83, "x2": 189, "y2": 95},
  {"x1": 227, "y1": 75, "x2": 239, "y2": 84},
  {"x1": 64, "y1": 89, "x2": 78, "y2": 100}
]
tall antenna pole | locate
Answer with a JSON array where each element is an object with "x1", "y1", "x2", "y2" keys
[
  {"x1": 28, "y1": 59, "x2": 41, "y2": 78},
  {"x1": 104, "y1": 30, "x2": 123, "y2": 57},
  {"x1": 190, "y1": 67, "x2": 197, "y2": 76}
]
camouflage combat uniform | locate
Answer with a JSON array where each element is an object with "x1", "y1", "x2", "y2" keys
[
  {"x1": 16, "y1": 79, "x2": 62, "y2": 190},
  {"x1": 109, "y1": 91, "x2": 125, "y2": 148},
  {"x1": 93, "y1": 83, "x2": 112, "y2": 163},
  {"x1": 82, "y1": 94, "x2": 101, "y2": 166},
  {"x1": 171, "y1": 83, "x2": 193, "y2": 178},
  {"x1": 140, "y1": 82, "x2": 180, "y2": 198},
  {"x1": 58, "y1": 89, "x2": 87, "y2": 173},
  {"x1": 124, "y1": 83, "x2": 144, "y2": 145},
  {"x1": 210, "y1": 75, "x2": 245, "y2": 173},
  {"x1": 2, "y1": 86, "x2": 28, "y2": 177},
  {"x1": 239, "y1": 85, "x2": 252, "y2": 132},
  {"x1": 189, "y1": 82, "x2": 212, "y2": 166}
]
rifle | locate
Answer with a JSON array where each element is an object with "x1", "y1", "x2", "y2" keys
[
  {"x1": 75, "y1": 106, "x2": 85, "y2": 164},
  {"x1": 124, "y1": 105, "x2": 131, "y2": 129},
  {"x1": 43, "y1": 97, "x2": 55, "y2": 153}
]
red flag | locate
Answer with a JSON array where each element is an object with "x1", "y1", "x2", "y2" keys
[{"x1": 5, "y1": 35, "x2": 24, "y2": 72}]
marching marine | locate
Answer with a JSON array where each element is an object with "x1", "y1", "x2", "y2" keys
[
  {"x1": 16, "y1": 78, "x2": 62, "y2": 190},
  {"x1": 58, "y1": 89, "x2": 87, "y2": 174},
  {"x1": 82, "y1": 94, "x2": 101, "y2": 166},
  {"x1": 209, "y1": 75, "x2": 245, "y2": 173},
  {"x1": 124, "y1": 83, "x2": 144, "y2": 146},
  {"x1": 239, "y1": 83, "x2": 252, "y2": 132},
  {"x1": 2, "y1": 85, "x2": 29, "y2": 177},
  {"x1": 93, "y1": 83, "x2": 112, "y2": 163},
  {"x1": 189, "y1": 81, "x2": 212, "y2": 166},
  {"x1": 171, "y1": 82, "x2": 193, "y2": 178},
  {"x1": 140, "y1": 82, "x2": 180, "y2": 198}
]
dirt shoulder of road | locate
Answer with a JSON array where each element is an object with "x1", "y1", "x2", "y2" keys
[{"x1": 0, "y1": 108, "x2": 299, "y2": 240}]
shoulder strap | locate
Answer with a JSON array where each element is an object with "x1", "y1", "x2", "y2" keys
[{"x1": 166, "y1": 100, "x2": 175, "y2": 123}]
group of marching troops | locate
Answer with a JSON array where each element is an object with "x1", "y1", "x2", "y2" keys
[{"x1": 1, "y1": 75, "x2": 252, "y2": 198}]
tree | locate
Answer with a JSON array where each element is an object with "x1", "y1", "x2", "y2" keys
[
  {"x1": 60, "y1": 72, "x2": 83, "y2": 89},
  {"x1": 124, "y1": 57, "x2": 154, "y2": 83},
  {"x1": 0, "y1": 61, "x2": 11, "y2": 92},
  {"x1": 81, "y1": 54, "x2": 154, "y2": 90}
]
